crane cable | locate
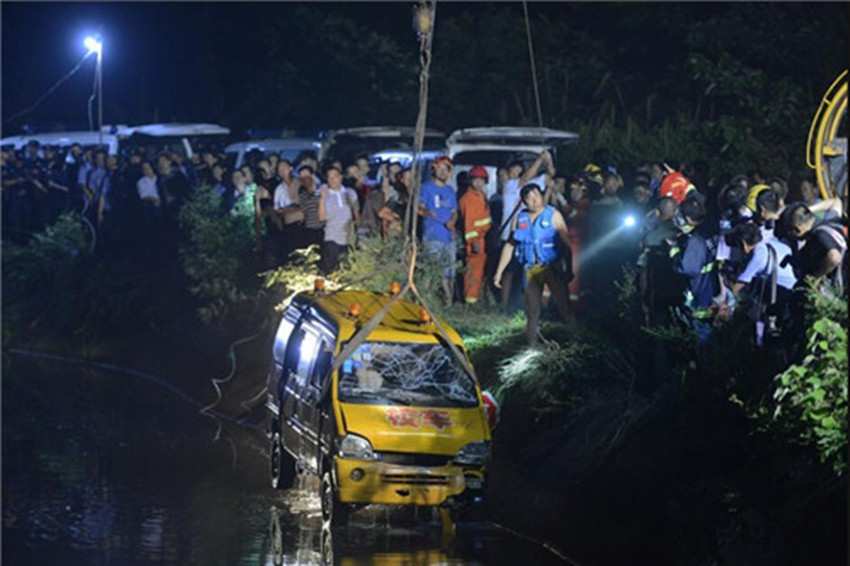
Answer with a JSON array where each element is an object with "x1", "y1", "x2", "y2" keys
[
  {"x1": 322, "y1": 0, "x2": 479, "y2": 392},
  {"x1": 523, "y1": 0, "x2": 545, "y2": 129}
]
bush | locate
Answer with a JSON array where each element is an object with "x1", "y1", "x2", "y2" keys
[
  {"x1": 470, "y1": 320, "x2": 636, "y2": 415},
  {"x1": 265, "y1": 235, "x2": 453, "y2": 317},
  {"x1": 2, "y1": 213, "x2": 93, "y2": 341},
  {"x1": 179, "y1": 185, "x2": 260, "y2": 324},
  {"x1": 773, "y1": 281, "x2": 848, "y2": 475}
]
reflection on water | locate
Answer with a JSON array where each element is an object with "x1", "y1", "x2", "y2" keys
[{"x1": 3, "y1": 358, "x2": 564, "y2": 565}]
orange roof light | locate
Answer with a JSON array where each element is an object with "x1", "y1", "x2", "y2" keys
[
  {"x1": 418, "y1": 308, "x2": 431, "y2": 323},
  {"x1": 314, "y1": 278, "x2": 325, "y2": 292},
  {"x1": 347, "y1": 303, "x2": 362, "y2": 318},
  {"x1": 389, "y1": 281, "x2": 402, "y2": 295}
]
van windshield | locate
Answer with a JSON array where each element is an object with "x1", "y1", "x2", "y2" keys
[{"x1": 338, "y1": 342, "x2": 478, "y2": 408}]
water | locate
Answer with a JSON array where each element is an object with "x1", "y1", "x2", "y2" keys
[{"x1": 2, "y1": 357, "x2": 565, "y2": 565}]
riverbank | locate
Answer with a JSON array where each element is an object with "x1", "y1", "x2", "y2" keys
[{"x1": 4, "y1": 297, "x2": 845, "y2": 566}]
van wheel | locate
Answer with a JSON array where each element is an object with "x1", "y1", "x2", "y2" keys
[
  {"x1": 320, "y1": 471, "x2": 349, "y2": 527},
  {"x1": 270, "y1": 432, "x2": 296, "y2": 490}
]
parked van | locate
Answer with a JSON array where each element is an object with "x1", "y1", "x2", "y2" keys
[
  {"x1": 0, "y1": 122, "x2": 231, "y2": 161},
  {"x1": 0, "y1": 130, "x2": 121, "y2": 156},
  {"x1": 368, "y1": 148, "x2": 444, "y2": 184},
  {"x1": 267, "y1": 286, "x2": 491, "y2": 526},
  {"x1": 118, "y1": 122, "x2": 231, "y2": 159},
  {"x1": 319, "y1": 126, "x2": 446, "y2": 165},
  {"x1": 225, "y1": 138, "x2": 322, "y2": 170},
  {"x1": 446, "y1": 127, "x2": 579, "y2": 198}
]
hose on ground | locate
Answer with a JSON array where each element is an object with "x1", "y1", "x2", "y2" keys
[{"x1": 7, "y1": 347, "x2": 254, "y2": 429}]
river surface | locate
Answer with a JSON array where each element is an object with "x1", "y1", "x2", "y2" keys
[{"x1": 2, "y1": 356, "x2": 565, "y2": 565}]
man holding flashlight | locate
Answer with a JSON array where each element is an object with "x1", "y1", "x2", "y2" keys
[{"x1": 494, "y1": 183, "x2": 574, "y2": 346}]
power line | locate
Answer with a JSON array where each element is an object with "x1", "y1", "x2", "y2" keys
[
  {"x1": 3, "y1": 52, "x2": 93, "y2": 126},
  {"x1": 522, "y1": 0, "x2": 544, "y2": 128}
]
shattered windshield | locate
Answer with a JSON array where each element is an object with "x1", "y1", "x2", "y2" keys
[{"x1": 338, "y1": 341, "x2": 478, "y2": 408}]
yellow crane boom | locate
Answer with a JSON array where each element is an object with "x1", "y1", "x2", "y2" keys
[{"x1": 806, "y1": 70, "x2": 847, "y2": 201}]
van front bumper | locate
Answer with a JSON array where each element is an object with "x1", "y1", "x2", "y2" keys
[{"x1": 334, "y1": 457, "x2": 484, "y2": 506}]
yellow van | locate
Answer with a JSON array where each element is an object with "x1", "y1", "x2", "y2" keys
[{"x1": 266, "y1": 286, "x2": 491, "y2": 526}]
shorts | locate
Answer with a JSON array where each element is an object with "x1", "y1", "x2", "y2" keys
[
  {"x1": 524, "y1": 261, "x2": 568, "y2": 289},
  {"x1": 424, "y1": 239, "x2": 456, "y2": 278}
]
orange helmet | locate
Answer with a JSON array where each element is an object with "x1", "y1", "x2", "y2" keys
[
  {"x1": 468, "y1": 165, "x2": 489, "y2": 182},
  {"x1": 659, "y1": 171, "x2": 695, "y2": 203}
]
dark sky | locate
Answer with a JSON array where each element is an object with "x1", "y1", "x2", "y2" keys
[
  {"x1": 0, "y1": 2, "x2": 474, "y2": 135},
  {"x1": 2, "y1": 2, "x2": 846, "y2": 139}
]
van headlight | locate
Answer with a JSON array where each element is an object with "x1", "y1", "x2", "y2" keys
[
  {"x1": 454, "y1": 441, "x2": 489, "y2": 466},
  {"x1": 337, "y1": 434, "x2": 377, "y2": 460}
]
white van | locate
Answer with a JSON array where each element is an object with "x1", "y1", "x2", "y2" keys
[
  {"x1": 1, "y1": 122, "x2": 231, "y2": 161},
  {"x1": 225, "y1": 138, "x2": 322, "y2": 170},
  {"x1": 446, "y1": 127, "x2": 579, "y2": 198},
  {"x1": 0, "y1": 130, "x2": 121, "y2": 156},
  {"x1": 118, "y1": 123, "x2": 231, "y2": 159},
  {"x1": 319, "y1": 126, "x2": 446, "y2": 165},
  {"x1": 368, "y1": 148, "x2": 444, "y2": 184}
]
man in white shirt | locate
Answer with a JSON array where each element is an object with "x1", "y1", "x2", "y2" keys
[
  {"x1": 724, "y1": 221, "x2": 798, "y2": 355},
  {"x1": 318, "y1": 165, "x2": 359, "y2": 274}
]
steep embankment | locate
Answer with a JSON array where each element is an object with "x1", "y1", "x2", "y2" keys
[{"x1": 469, "y1": 315, "x2": 846, "y2": 566}]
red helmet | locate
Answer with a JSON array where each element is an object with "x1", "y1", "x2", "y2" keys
[
  {"x1": 468, "y1": 165, "x2": 489, "y2": 182},
  {"x1": 659, "y1": 171, "x2": 695, "y2": 204}
]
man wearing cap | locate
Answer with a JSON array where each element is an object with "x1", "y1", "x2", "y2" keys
[
  {"x1": 494, "y1": 183, "x2": 574, "y2": 346},
  {"x1": 419, "y1": 156, "x2": 458, "y2": 307},
  {"x1": 458, "y1": 165, "x2": 492, "y2": 304}
]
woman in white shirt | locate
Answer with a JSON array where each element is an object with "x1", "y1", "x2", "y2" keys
[{"x1": 136, "y1": 161, "x2": 160, "y2": 207}]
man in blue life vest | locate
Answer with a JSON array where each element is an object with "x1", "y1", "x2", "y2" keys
[{"x1": 494, "y1": 183, "x2": 574, "y2": 346}]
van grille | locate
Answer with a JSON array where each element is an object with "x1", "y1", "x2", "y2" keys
[
  {"x1": 380, "y1": 473, "x2": 450, "y2": 486},
  {"x1": 378, "y1": 452, "x2": 451, "y2": 467}
]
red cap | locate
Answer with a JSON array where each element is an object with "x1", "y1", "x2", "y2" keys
[
  {"x1": 432, "y1": 155, "x2": 453, "y2": 169},
  {"x1": 468, "y1": 165, "x2": 489, "y2": 182}
]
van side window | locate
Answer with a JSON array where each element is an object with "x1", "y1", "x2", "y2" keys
[
  {"x1": 285, "y1": 328, "x2": 304, "y2": 377},
  {"x1": 273, "y1": 317, "x2": 296, "y2": 365},
  {"x1": 311, "y1": 339, "x2": 333, "y2": 390},
  {"x1": 295, "y1": 329, "x2": 320, "y2": 385}
]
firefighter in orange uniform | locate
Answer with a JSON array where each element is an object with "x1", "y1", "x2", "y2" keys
[{"x1": 458, "y1": 165, "x2": 492, "y2": 304}]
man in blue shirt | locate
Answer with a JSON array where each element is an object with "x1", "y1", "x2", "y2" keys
[{"x1": 419, "y1": 156, "x2": 458, "y2": 306}]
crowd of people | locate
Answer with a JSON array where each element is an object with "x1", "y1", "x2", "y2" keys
[{"x1": 2, "y1": 138, "x2": 847, "y2": 366}]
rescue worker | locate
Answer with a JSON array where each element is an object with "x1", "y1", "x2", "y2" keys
[
  {"x1": 669, "y1": 195, "x2": 720, "y2": 347},
  {"x1": 494, "y1": 183, "x2": 574, "y2": 346},
  {"x1": 497, "y1": 151, "x2": 555, "y2": 314},
  {"x1": 458, "y1": 165, "x2": 492, "y2": 304}
]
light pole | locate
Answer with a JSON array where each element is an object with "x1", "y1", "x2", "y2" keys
[{"x1": 84, "y1": 36, "x2": 103, "y2": 148}]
